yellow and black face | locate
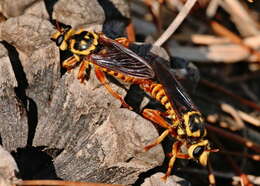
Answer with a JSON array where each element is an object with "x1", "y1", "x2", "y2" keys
[
  {"x1": 51, "y1": 25, "x2": 74, "y2": 51},
  {"x1": 182, "y1": 111, "x2": 207, "y2": 138},
  {"x1": 51, "y1": 24, "x2": 99, "y2": 57},
  {"x1": 188, "y1": 140, "x2": 210, "y2": 166}
]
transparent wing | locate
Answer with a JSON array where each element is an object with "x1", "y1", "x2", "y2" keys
[{"x1": 90, "y1": 37, "x2": 155, "y2": 79}]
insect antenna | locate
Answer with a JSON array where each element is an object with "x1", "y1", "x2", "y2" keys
[
  {"x1": 206, "y1": 149, "x2": 219, "y2": 153},
  {"x1": 55, "y1": 20, "x2": 62, "y2": 32}
]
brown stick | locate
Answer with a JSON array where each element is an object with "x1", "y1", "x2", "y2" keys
[
  {"x1": 211, "y1": 21, "x2": 260, "y2": 62},
  {"x1": 200, "y1": 79, "x2": 260, "y2": 112},
  {"x1": 126, "y1": 22, "x2": 136, "y2": 42},
  {"x1": 206, "y1": 124, "x2": 260, "y2": 154}
]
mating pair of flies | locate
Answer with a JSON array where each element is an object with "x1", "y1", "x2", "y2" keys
[{"x1": 51, "y1": 22, "x2": 218, "y2": 180}]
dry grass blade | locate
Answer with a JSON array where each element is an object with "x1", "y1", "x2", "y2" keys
[
  {"x1": 221, "y1": 0, "x2": 259, "y2": 36},
  {"x1": 154, "y1": 0, "x2": 197, "y2": 46},
  {"x1": 206, "y1": 0, "x2": 220, "y2": 17},
  {"x1": 221, "y1": 151, "x2": 260, "y2": 161},
  {"x1": 220, "y1": 103, "x2": 245, "y2": 130},
  {"x1": 237, "y1": 111, "x2": 260, "y2": 127},
  {"x1": 211, "y1": 21, "x2": 260, "y2": 62},
  {"x1": 144, "y1": 0, "x2": 163, "y2": 32},
  {"x1": 219, "y1": 103, "x2": 260, "y2": 127}
]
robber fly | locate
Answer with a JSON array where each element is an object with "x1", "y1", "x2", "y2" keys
[
  {"x1": 142, "y1": 57, "x2": 218, "y2": 179},
  {"x1": 51, "y1": 22, "x2": 216, "y2": 180},
  {"x1": 51, "y1": 23, "x2": 154, "y2": 109}
]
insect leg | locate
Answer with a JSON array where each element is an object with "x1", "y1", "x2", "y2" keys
[
  {"x1": 77, "y1": 60, "x2": 90, "y2": 83},
  {"x1": 144, "y1": 129, "x2": 170, "y2": 151},
  {"x1": 167, "y1": 152, "x2": 190, "y2": 159},
  {"x1": 142, "y1": 109, "x2": 177, "y2": 151},
  {"x1": 207, "y1": 160, "x2": 216, "y2": 186},
  {"x1": 115, "y1": 37, "x2": 130, "y2": 47},
  {"x1": 94, "y1": 67, "x2": 133, "y2": 110},
  {"x1": 161, "y1": 141, "x2": 182, "y2": 181},
  {"x1": 143, "y1": 108, "x2": 172, "y2": 129},
  {"x1": 62, "y1": 56, "x2": 79, "y2": 70}
]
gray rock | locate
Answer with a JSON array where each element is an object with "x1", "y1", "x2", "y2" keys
[
  {"x1": 0, "y1": 42, "x2": 28, "y2": 151},
  {"x1": 142, "y1": 172, "x2": 191, "y2": 186},
  {"x1": 0, "y1": 145, "x2": 19, "y2": 186},
  {"x1": 0, "y1": 0, "x2": 39, "y2": 17},
  {"x1": 53, "y1": 109, "x2": 164, "y2": 184},
  {"x1": 52, "y1": 0, "x2": 105, "y2": 29}
]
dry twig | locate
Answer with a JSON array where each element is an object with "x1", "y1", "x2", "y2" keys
[
  {"x1": 211, "y1": 21, "x2": 260, "y2": 62},
  {"x1": 220, "y1": 103, "x2": 245, "y2": 130},
  {"x1": 207, "y1": 125, "x2": 260, "y2": 154},
  {"x1": 200, "y1": 79, "x2": 260, "y2": 112},
  {"x1": 154, "y1": 0, "x2": 197, "y2": 46},
  {"x1": 221, "y1": 151, "x2": 260, "y2": 161}
]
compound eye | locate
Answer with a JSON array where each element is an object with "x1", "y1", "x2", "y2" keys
[
  {"x1": 189, "y1": 119, "x2": 199, "y2": 132},
  {"x1": 193, "y1": 146, "x2": 204, "y2": 159},
  {"x1": 56, "y1": 35, "x2": 64, "y2": 46}
]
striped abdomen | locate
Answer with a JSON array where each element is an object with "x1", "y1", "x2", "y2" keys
[
  {"x1": 101, "y1": 67, "x2": 178, "y2": 123},
  {"x1": 141, "y1": 82, "x2": 177, "y2": 122},
  {"x1": 102, "y1": 68, "x2": 139, "y2": 84}
]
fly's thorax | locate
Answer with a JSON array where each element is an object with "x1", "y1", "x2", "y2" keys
[
  {"x1": 183, "y1": 111, "x2": 207, "y2": 138},
  {"x1": 188, "y1": 139, "x2": 210, "y2": 166},
  {"x1": 69, "y1": 30, "x2": 99, "y2": 56}
]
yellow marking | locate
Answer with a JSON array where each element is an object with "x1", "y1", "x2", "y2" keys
[
  {"x1": 74, "y1": 54, "x2": 80, "y2": 62},
  {"x1": 102, "y1": 68, "x2": 137, "y2": 84},
  {"x1": 167, "y1": 110, "x2": 176, "y2": 118},
  {"x1": 177, "y1": 128, "x2": 185, "y2": 136},
  {"x1": 209, "y1": 173, "x2": 216, "y2": 185},
  {"x1": 191, "y1": 131, "x2": 200, "y2": 138},
  {"x1": 51, "y1": 31, "x2": 61, "y2": 40},
  {"x1": 64, "y1": 29, "x2": 76, "y2": 47},
  {"x1": 151, "y1": 84, "x2": 162, "y2": 97},
  {"x1": 165, "y1": 102, "x2": 171, "y2": 109},
  {"x1": 144, "y1": 83, "x2": 180, "y2": 125},
  {"x1": 156, "y1": 89, "x2": 165, "y2": 100},
  {"x1": 183, "y1": 111, "x2": 204, "y2": 137},
  {"x1": 60, "y1": 41, "x2": 68, "y2": 51},
  {"x1": 167, "y1": 110, "x2": 175, "y2": 115},
  {"x1": 187, "y1": 140, "x2": 209, "y2": 166},
  {"x1": 116, "y1": 73, "x2": 124, "y2": 79},
  {"x1": 160, "y1": 96, "x2": 168, "y2": 105},
  {"x1": 125, "y1": 77, "x2": 136, "y2": 83},
  {"x1": 89, "y1": 31, "x2": 99, "y2": 46}
]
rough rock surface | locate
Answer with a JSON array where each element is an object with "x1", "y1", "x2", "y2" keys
[
  {"x1": 142, "y1": 173, "x2": 191, "y2": 186},
  {"x1": 0, "y1": 146, "x2": 19, "y2": 186}
]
